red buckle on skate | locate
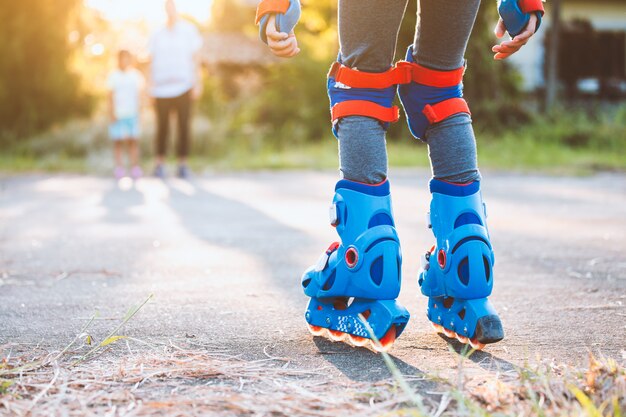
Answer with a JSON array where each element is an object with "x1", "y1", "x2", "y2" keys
[
  {"x1": 396, "y1": 61, "x2": 465, "y2": 88},
  {"x1": 519, "y1": 0, "x2": 545, "y2": 15},
  {"x1": 326, "y1": 242, "x2": 340, "y2": 255},
  {"x1": 255, "y1": 0, "x2": 290, "y2": 24},
  {"x1": 331, "y1": 100, "x2": 400, "y2": 124},
  {"x1": 422, "y1": 98, "x2": 470, "y2": 124},
  {"x1": 328, "y1": 62, "x2": 412, "y2": 89}
]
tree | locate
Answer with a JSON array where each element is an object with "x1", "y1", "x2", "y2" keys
[{"x1": 0, "y1": 0, "x2": 92, "y2": 140}]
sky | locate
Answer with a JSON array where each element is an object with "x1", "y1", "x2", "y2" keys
[{"x1": 85, "y1": 0, "x2": 213, "y2": 26}]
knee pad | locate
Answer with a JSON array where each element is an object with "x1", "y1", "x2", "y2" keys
[
  {"x1": 255, "y1": 0, "x2": 301, "y2": 44},
  {"x1": 327, "y1": 60, "x2": 409, "y2": 138},
  {"x1": 419, "y1": 179, "x2": 494, "y2": 300},
  {"x1": 397, "y1": 46, "x2": 471, "y2": 141}
]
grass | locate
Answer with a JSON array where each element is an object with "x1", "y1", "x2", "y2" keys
[
  {"x1": 1, "y1": 339, "x2": 623, "y2": 416},
  {"x1": 2, "y1": 139, "x2": 623, "y2": 177},
  {"x1": 0, "y1": 297, "x2": 624, "y2": 416},
  {"x1": 1, "y1": 106, "x2": 624, "y2": 176}
]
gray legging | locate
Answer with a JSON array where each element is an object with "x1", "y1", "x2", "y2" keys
[{"x1": 336, "y1": 0, "x2": 482, "y2": 184}]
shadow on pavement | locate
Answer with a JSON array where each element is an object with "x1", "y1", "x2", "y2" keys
[
  {"x1": 164, "y1": 178, "x2": 314, "y2": 296},
  {"x1": 101, "y1": 181, "x2": 145, "y2": 223},
  {"x1": 312, "y1": 337, "x2": 436, "y2": 388},
  {"x1": 438, "y1": 334, "x2": 517, "y2": 373}
]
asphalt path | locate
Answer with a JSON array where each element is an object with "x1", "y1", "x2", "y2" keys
[{"x1": 1, "y1": 171, "x2": 624, "y2": 383}]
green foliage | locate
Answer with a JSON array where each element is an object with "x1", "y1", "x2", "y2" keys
[
  {"x1": 201, "y1": 0, "x2": 524, "y2": 145},
  {"x1": 247, "y1": 59, "x2": 331, "y2": 146},
  {"x1": 209, "y1": 0, "x2": 256, "y2": 33},
  {"x1": 0, "y1": 0, "x2": 93, "y2": 141},
  {"x1": 463, "y1": 2, "x2": 523, "y2": 104}
]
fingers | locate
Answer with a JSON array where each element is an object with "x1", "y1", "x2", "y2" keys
[
  {"x1": 493, "y1": 43, "x2": 521, "y2": 54},
  {"x1": 512, "y1": 14, "x2": 537, "y2": 43},
  {"x1": 493, "y1": 52, "x2": 512, "y2": 60},
  {"x1": 494, "y1": 18, "x2": 506, "y2": 39},
  {"x1": 266, "y1": 21, "x2": 288, "y2": 42},
  {"x1": 492, "y1": 14, "x2": 538, "y2": 60},
  {"x1": 265, "y1": 15, "x2": 300, "y2": 58},
  {"x1": 269, "y1": 35, "x2": 299, "y2": 57}
]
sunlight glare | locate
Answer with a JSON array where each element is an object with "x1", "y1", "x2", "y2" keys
[
  {"x1": 85, "y1": 0, "x2": 213, "y2": 26},
  {"x1": 90, "y1": 43, "x2": 105, "y2": 56}
]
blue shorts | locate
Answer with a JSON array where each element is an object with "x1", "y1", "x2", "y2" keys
[{"x1": 109, "y1": 117, "x2": 140, "y2": 140}]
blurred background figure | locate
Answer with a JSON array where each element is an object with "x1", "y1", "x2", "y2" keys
[
  {"x1": 107, "y1": 49, "x2": 145, "y2": 180},
  {"x1": 148, "y1": 0, "x2": 203, "y2": 179},
  {"x1": 0, "y1": 0, "x2": 624, "y2": 176}
]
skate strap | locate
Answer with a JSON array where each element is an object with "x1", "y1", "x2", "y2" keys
[
  {"x1": 396, "y1": 61, "x2": 465, "y2": 88},
  {"x1": 255, "y1": 0, "x2": 290, "y2": 24},
  {"x1": 314, "y1": 242, "x2": 340, "y2": 272},
  {"x1": 422, "y1": 98, "x2": 470, "y2": 124},
  {"x1": 331, "y1": 100, "x2": 400, "y2": 123},
  {"x1": 518, "y1": 0, "x2": 545, "y2": 15},
  {"x1": 328, "y1": 62, "x2": 411, "y2": 89},
  {"x1": 328, "y1": 61, "x2": 464, "y2": 89}
]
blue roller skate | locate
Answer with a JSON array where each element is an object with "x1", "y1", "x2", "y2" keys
[
  {"x1": 301, "y1": 179, "x2": 410, "y2": 352},
  {"x1": 418, "y1": 179, "x2": 504, "y2": 350}
]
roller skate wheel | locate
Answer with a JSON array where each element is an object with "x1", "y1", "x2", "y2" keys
[
  {"x1": 371, "y1": 327, "x2": 396, "y2": 353},
  {"x1": 443, "y1": 327, "x2": 456, "y2": 338},
  {"x1": 469, "y1": 338, "x2": 485, "y2": 350},
  {"x1": 431, "y1": 323, "x2": 444, "y2": 333},
  {"x1": 327, "y1": 329, "x2": 347, "y2": 342},
  {"x1": 307, "y1": 324, "x2": 325, "y2": 337},
  {"x1": 347, "y1": 334, "x2": 369, "y2": 347},
  {"x1": 456, "y1": 335, "x2": 469, "y2": 344}
]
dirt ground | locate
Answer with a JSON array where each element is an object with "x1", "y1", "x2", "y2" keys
[{"x1": 0, "y1": 170, "x2": 625, "y2": 414}]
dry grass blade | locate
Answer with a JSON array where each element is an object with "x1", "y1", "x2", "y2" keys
[
  {"x1": 1, "y1": 296, "x2": 624, "y2": 417},
  {"x1": 357, "y1": 314, "x2": 429, "y2": 415},
  {"x1": 70, "y1": 293, "x2": 153, "y2": 366}
]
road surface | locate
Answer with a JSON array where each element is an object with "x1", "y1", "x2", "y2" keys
[{"x1": 1, "y1": 170, "x2": 625, "y2": 384}]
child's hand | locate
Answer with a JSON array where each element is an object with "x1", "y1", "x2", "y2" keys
[
  {"x1": 265, "y1": 14, "x2": 300, "y2": 58},
  {"x1": 492, "y1": 13, "x2": 538, "y2": 60}
]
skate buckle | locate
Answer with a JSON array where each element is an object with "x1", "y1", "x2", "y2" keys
[
  {"x1": 329, "y1": 203, "x2": 339, "y2": 226},
  {"x1": 426, "y1": 212, "x2": 432, "y2": 229},
  {"x1": 314, "y1": 242, "x2": 340, "y2": 272},
  {"x1": 333, "y1": 81, "x2": 351, "y2": 90},
  {"x1": 420, "y1": 252, "x2": 430, "y2": 271},
  {"x1": 314, "y1": 252, "x2": 329, "y2": 272}
]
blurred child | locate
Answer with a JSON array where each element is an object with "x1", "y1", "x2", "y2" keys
[{"x1": 107, "y1": 49, "x2": 145, "y2": 180}]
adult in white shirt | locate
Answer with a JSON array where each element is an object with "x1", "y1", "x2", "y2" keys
[{"x1": 148, "y1": 0, "x2": 203, "y2": 178}]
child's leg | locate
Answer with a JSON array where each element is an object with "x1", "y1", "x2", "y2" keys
[
  {"x1": 415, "y1": 0, "x2": 481, "y2": 184},
  {"x1": 128, "y1": 139, "x2": 139, "y2": 167},
  {"x1": 301, "y1": 0, "x2": 411, "y2": 351},
  {"x1": 113, "y1": 139, "x2": 126, "y2": 179},
  {"x1": 128, "y1": 138, "x2": 143, "y2": 179},
  {"x1": 406, "y1": 0, "x2": 504, "y2": 348},
  {"x1": 336, "y1": 0, "x2": 408, "y2": 184},
  {"x1": 113, "y1": 140, "x2": 124, "y2": 167}
]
